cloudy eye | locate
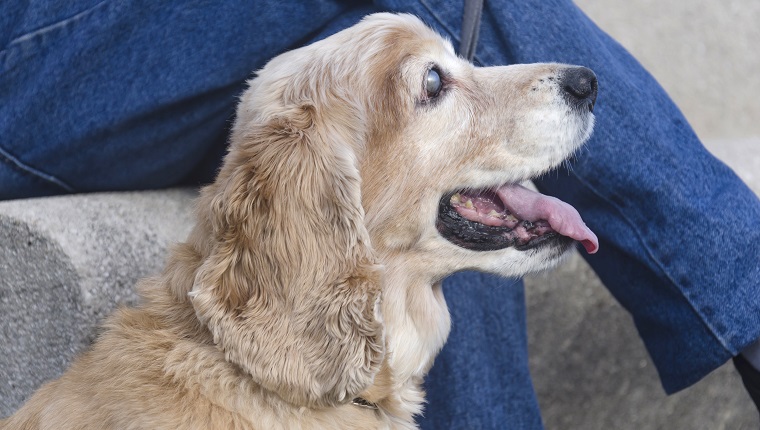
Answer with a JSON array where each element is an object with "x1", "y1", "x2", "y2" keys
[{"x1": 425, "y1": 68, "x2": 443, "y2": 98}]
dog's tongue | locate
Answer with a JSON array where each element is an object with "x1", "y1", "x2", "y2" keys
[{"x1": 496, "y1": 184, "x2": 599, "y2": 254}]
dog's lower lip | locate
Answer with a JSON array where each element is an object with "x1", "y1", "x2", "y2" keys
[
  {"x1": 436, "y1": 190, "x2": 555, "y2": 252},
  {"x1": 436, "y1": 183, "x2": 599, "y2": 254},
  {"x1": 435, "y1": 199, "x2": 570, "y2": 252}
]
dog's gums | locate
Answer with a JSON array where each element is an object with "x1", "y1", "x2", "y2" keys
[{"x1": 436, "y1": 184, "x2": 599, "y2": 254}]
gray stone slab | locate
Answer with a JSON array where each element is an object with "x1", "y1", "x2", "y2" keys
[
  {"x1": 0, "y1": 219, "x2": 87, "y2": 415},
  {"x1": 0, "y1": 189, "x2": 196, "y2": 416},
  {"x1": 1, "y1": 177, "x2": 758, "y2": 425}
]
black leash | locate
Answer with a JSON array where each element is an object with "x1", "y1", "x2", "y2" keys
[
  {"x1": 734, "y1": 355, "x2": 760, "y2": 416},
  {"x1": 459, "y1": 0, "x2": 484, "y2": 61}
]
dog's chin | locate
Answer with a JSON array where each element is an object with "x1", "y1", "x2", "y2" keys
[{"x1": 435, "y1": 182, "x2": 598, "y2": 256}]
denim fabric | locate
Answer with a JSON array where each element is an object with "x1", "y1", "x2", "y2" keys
[
  {"x1": 423, "y1": 274, "x2": 542, "y2": 430},
  {"x1": 2, "y1": 0, "x2": 759, "y2": 428},
  {"x1": 471, "y1": 0, "x2": 760, "y2": 393},
  {"x1": 1, "y1": 0, "x2": 357, "y2": 198}
]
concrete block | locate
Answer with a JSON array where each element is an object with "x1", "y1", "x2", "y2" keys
[
  {"x1": 1, "y1": 175, "x2": 757, "y2": 426},
  {"x1": 0, "y1": 189, "x2": 196, "y2": 416}
]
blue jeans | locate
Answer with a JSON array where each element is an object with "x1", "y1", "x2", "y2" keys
[{"x1": 2, "y1": 1, "x2": 759, "y2": 428}]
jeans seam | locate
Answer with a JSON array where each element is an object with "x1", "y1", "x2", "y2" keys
[
  {"x1": 4, "y1": 0, "x2": 110, "y2": 50},
  {"x1": 1, "y1": 0, "x2": 111, "y2": 69},
  {"x1": 568, "y1": 168, "x2": 733, "y2": 354},
  {"x1": 0, "y1": 146, "x2": 75, "y2": 192}
]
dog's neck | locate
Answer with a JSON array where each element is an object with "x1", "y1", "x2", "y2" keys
[
  {"x1": 384, "y1": 264, "x2": 450, "y2": 380},
  {"x1": 358, "y1": 255, "x2": 452, "y2": 421},
  {"x1": 162, "y1": 224, "x2": 452, "y2": 426}
]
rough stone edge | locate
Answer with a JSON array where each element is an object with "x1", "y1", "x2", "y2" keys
[{"x1": 0, "y1": 189, "x2": 197, "y2": 416}]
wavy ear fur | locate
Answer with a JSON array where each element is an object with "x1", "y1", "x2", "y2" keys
[{"x1": 190, "y1": 103, "x2": 384, "y2": 408}]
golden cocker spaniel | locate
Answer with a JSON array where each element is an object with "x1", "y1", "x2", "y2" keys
[{"x1": 2, "y1": 13, "x2": 598, "y2": 430}]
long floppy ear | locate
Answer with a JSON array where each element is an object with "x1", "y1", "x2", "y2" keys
[{"x1": 190, "y1": 104, "x2": 384, "y2": 408}]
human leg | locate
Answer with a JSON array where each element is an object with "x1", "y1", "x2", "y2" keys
[
  {"x1": 438, "y1": 0, "x2": 760, "y2": 390},
  {"x1": 0, "y1": 0, "x2": 367, "y2": 199},
  {"x1": 475, "y1": 0, "x2": 760, "y2": 393},
  {"x1": 378, "y1": 0, "x2": 760, "y2": 420}
]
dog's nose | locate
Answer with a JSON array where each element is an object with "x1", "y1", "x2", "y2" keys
[{"x1": 560, "y1": 67, "x2": 598, "y2": 111}]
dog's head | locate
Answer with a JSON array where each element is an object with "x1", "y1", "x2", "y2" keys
[{"x1": 189, "y1": 13, "x2": 597, "y2": 410}]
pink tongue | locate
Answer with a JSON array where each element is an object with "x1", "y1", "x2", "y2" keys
[{"x1": 496, "y1": 184, "x2": 599, "y2": 254}]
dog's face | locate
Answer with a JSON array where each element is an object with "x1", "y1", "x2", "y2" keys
[
  {"x1": 350, "y1": 18, "x2": 599, "y2": 281},
  {"x1": 236, "y1": 14, "x2": 598, "y2": 281},
  {"x1": 191, "y1": 12, "x2": 598, "y2": 414},
  {"x1": 234, "y1": 13, "x2": 597, "y2": 279}
]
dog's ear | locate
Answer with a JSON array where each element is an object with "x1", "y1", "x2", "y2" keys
[{"x1": 190, "y1": 104, "x2": 384, "y2": 408}]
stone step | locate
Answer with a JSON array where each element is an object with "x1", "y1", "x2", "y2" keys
[
  {"x1": 0, "y1": 189, "x2": 195, "y2": 416},
  {"x1": 1, "y1": 136, "x2": 757, "y2": 425}
]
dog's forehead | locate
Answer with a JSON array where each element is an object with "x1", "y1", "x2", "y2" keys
[
  {"x1": 350, "y1": 14, "x2": 458, "y2": 66},
  {"x1": 359, "y1": 14, "x2": 452, "y2": 46},
  {"x1": 361, "y1": 21, "x2": 466, "y2": 93}
]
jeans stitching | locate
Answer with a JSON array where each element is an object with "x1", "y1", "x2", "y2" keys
[
  {"x1": 568, "y1": 168, "x2": 733, "y2": 354},
  {"x1": 0, "y1": 146, "x2": 75, "y2": 192},
  {"x1": 1, "y1": 0, "x2": 111, "y2": 70},
  {"x1": 5, "y1": 0, "x2": 110, "y2": 49}
]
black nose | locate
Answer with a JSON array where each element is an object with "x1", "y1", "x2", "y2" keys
[{"x1": 560, "y1": 67, "x2": 598, "y2": 112}]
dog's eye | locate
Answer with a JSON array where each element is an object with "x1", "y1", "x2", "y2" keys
[{"x1": 425, "y1": 68, "x2": 443, "y2": 98}]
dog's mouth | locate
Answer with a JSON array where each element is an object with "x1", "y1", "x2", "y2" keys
[{"x1": 436, "y1": 184, "x2": 598, "y2": 254}]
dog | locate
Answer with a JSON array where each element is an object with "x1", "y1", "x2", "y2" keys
[{"x1": 1, "y1": 13, "x2": 598, "y2": 429}]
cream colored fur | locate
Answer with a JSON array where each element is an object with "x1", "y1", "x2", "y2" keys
[{"x1": 1, "y1": 13, "x2": 594, "y2": 430}]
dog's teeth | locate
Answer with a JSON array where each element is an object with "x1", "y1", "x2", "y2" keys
[
  {"x1": 488, "y1": 210, "x2": 500, "y2": 218},
  {"x1": 505, "y1": 214, "x2": 518, "y2": 223},
  {"x1": 465, "y1": 199, "x2": 474, "y2": 209},
  {"x1": 450, "y1": 193, "x2": 462, "y2": 204}
]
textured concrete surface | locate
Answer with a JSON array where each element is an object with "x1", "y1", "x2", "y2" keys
[
  {"x1": 0, "y1": 190, "x2": 196, "y2": 416},
  {"x1": 526, "y1": 254, "x2": 758, "y2": 430},
  {"x1": 575, "y1": 0, "x2": 760, "y2": 141}
]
